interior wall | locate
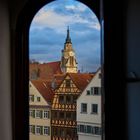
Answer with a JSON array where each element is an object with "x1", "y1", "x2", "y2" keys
[
  {"x1": 0, "y1": 0, "x2": 12, "y2": 140},
  {"x1": 126, "y1": 0, "x2": 140, "y2": 140}
]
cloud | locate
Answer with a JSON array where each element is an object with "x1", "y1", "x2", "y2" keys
[
  {"x1": 30, "y1": 0, "x2": 101, "y2": 72},
  {"x1": 65, "y1": 2, "x2": 87, "y2": 12},
  {"x1": 31, "y1": 1, "x2": 100, "y2": 33}
]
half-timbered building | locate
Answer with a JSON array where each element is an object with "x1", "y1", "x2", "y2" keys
[{"x1": 51, "y1": 73, "x2": 94, "y2": 140}]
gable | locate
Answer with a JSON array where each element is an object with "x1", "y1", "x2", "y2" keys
[
  {"x1": 77, "y1": 69, "x2": 101, "y2": 101},
  {"x1": 55, "y1": 75, "x2": 81, "y2": 94},
  {"x1": 29, "y1": 82, "x2": 49, "y2": 106}
]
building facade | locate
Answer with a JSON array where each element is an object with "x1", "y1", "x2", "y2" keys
[
  {"x1": 77, "y1": 68, "x2": 102, "y2": 140},
  {"x1": 51, "y1": 73, "x2": 93, "y2": 140},
  {"x1": 29, "y1": 80, "x2": 54, "y2": 140}
]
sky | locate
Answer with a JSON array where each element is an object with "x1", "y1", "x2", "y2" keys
[{"x1": 29, "y1": 0, "x2": 101, "y2": 72}]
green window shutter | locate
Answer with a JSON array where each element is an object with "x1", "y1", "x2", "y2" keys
[
  {"x1": 48, "y1": 111, "x2": 50, "y2": 118},
  {"x1": 48, "y1": 127, "x2": 50, "y2": 135},
  {"x1": 33, "y1": 110, "x2": 35, "y2": 118},
  {"x1": 40, "y1": 126, "x2": 43, "y2": 135},
  {"x1": 40, "y1": 110, "x2": 43, "y2": 118},
  {"x1": 32, "y1": 125, "x2": 35, "y2": 134}
]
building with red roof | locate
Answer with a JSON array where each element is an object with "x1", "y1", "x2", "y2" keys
[{"x1": 51, "y1": 73, "x2": 94, "y2": 140}]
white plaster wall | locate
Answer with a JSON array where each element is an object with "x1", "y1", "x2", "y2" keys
[
  {"x1": 77, "y1": 70, "x2": 101, "y2": 124},
  {"x1": 78, "y1": 134, "x2": 101, "y2": 140}
]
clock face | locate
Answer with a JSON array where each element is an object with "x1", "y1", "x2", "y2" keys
[{"x1": 69, "y1": 51, "x2": 74, "y2": 56}]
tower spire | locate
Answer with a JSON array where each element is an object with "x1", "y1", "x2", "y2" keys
[
  {"x1": 65, "y1": 26, "x2": 71, "y2": 43},
  {"x1": 61, "y1": 27, "x2": 78, "y2": 73}
]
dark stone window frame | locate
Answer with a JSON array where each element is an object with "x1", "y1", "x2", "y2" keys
[{"x1": 12, "y1": 0, "x2": 127, "y2": 140}]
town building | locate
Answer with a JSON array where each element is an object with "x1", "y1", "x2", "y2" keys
[
  {"x1": 29, "y1": 80, "x2": 54, "y2": 140},
  {"x1": 51, "y1": 73, "x2": 93, "y2": 140},
  {"x1": 76, "y1": 68, "x2": 102, "y2": 140}
]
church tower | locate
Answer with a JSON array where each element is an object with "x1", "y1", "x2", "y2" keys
[{"x1": 60, "y1": 27, "x2": 78, "y2": 73}]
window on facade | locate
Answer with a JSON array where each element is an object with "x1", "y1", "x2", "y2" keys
[
  {"x1": 98, "y1": 73, "x2": 102, "y2": 79},
  {"x1": 66, "y1": 95, "x2": 71, "y2": 103},
  {"x1": 87, "y1": 125, "x2": 92, "y2": 133},
  {"x1": 29, "y1": 95, "x2": 34, "y2": 102},
  {"x1": 78, "y1": 124, "x2": 101, "y2": 135},
  {"x1": 86, "y1": 90, "x2": 90, "y2": 95},
  {"x1": 37, "y1": 97, "x2": 41, "y2": 102},
  {"x1": 94, "y1": 87, "x2": 100, "y2": 95},
  {"x1": 36, "y1": 126, "x2": 43, "y2": 135},
  {"x1": 60, "y1": 128, "x2": 65, "y2": 137},
  {"x1": 52, "y1": 111, "x2": 57, "y2": 119},
  {"x1": 91, "y1": 104, "x2": 98, "y2": 114},
  {"x1": 43, "y1": 126, "x2": 50, "y2": 135},
  {"x1": 43, "y1": 110, "x2": 49, "y2": 118},
  {"x1": 66, "y1": 112, "x2": 71, "y2": 119},
  {"x1": 94, "y1": 127, "x2": 101, "y2": 135},
  {"x1": 65, "y1": 79, "x2": 70, "y2": 88},
  {"x1": 36, "y1": 110, "x2": 43, "y2": 118},
  {"x1": 72, "y1": 112, "x2": 76, "y2": 120},
  {"x1": 81, "y1": 103, "x2": 87, "y2": 113},
  {"x1": 59, "y1": 112, "x2": 65, "y2": 119},
  {"x1": 91, "y1": 87, "x2": 101, "y2": 95},
  {"x1": 73, "y1": 95, "x2": 77, "y2": 103},
  {"x1": 29, "y1": 110, "x2": 35, "y2": 118},
  {"x1": 59, "y1": 95, "x2": 64, "y2": 103},
  {"x1": 29, "y1": 125, "x2": 35, "y2": 134},
  {"x1": 79, "y1": 125, "x2": 85, "y2": 133}
]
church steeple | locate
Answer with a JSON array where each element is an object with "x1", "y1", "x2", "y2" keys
[
  {"x1": 65, "y1": 26, "x2": 71, "y2": 43},
  {"x1": 60, "y1": 27, "x2": 78, "y2": 73}
]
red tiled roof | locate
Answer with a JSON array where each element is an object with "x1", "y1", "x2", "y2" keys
[
  {"x1": 68, "y1": 73, "x2": 94, "y2": 91},
  {"x1": 29, "y1": 61, "x2": 62, "y2": 80},
  {"x1": 31, "y1": 80, "x2": 54, "y2": 104},
  {"x1": 55, "y1": 73, "x2": 94, "y2": 91},
  {"x1": 52, "y1": 74, "x2": 66, "y2": 87}
]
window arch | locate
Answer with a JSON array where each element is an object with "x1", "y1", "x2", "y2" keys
[{"x1": 13, "y1": 1, "x2": 103, "y2": 140}]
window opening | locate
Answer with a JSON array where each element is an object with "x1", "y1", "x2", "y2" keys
[{"x1": 29, "y1": 1, "x2": 102, "y2": 140}]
